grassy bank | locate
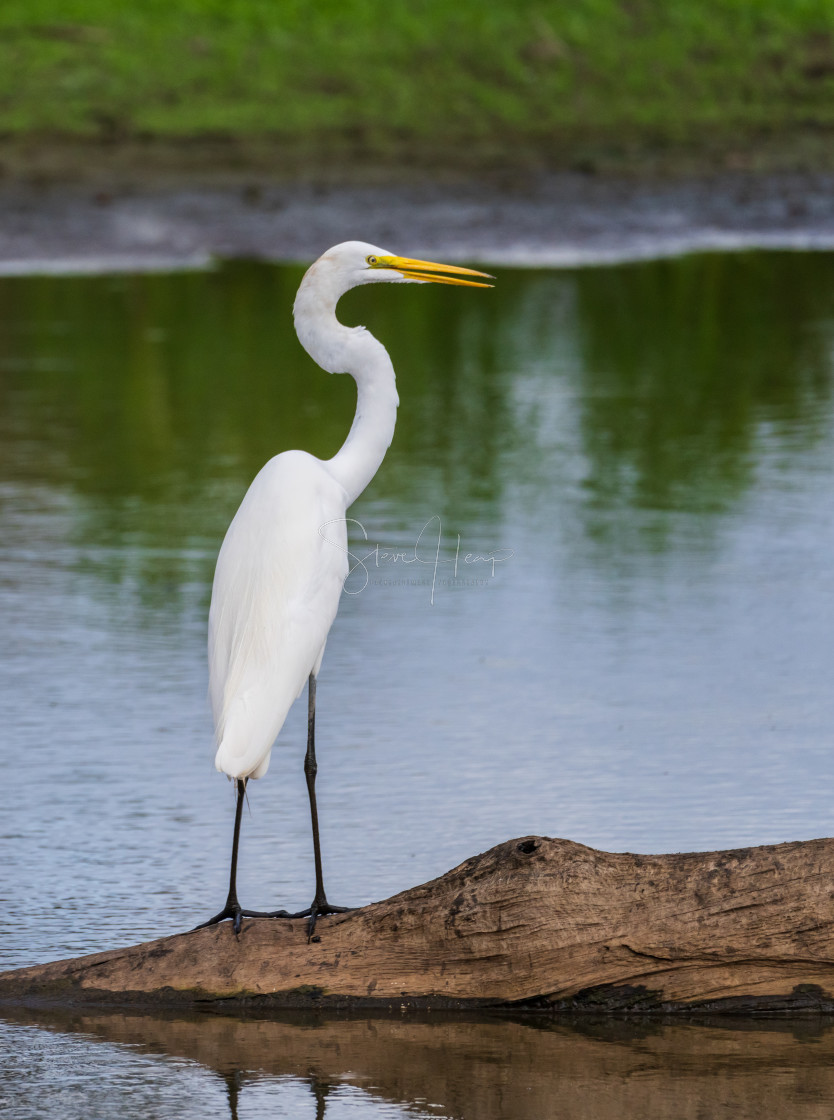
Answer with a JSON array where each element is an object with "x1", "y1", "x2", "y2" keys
[{"x1": 2, "y1": 1, "x2": 834, "y2": 175}]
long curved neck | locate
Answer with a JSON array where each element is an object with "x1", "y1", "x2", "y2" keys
[
  {"x1": 327, "y1": 346, "x2": 399, "y2": 506},
  {"x1": 294, "y1": 280, "x2": 399, "y2": 507}
]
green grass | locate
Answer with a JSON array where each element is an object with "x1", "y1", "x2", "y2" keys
[{"x1": 2, "y1": 1, "x2": 834, "y2": 168}]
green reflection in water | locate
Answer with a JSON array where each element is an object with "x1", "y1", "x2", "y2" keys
[
  {"x1": 0, "y1": 253, "x2": 832, "y2": 604},
  {"x1": 575, "y1": 252, "x2": 834, "y2": 518}
]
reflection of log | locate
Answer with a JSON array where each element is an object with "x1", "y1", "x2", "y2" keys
[
  {"x1": 3, "y1": 1006, "x2": 834, "y2": 1120},
  {"x1": 2, "y1": 836, "x2": 834, "y2": 1012}
]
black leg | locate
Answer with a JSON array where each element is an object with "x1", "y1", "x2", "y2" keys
[
  {"x1": 195, "y1": 675, "x2": 352, "y2": 939},
  {"x1": 222, "y1": 1070, "x2": 243, "y2": 1120},
  {"x1": 194, "y1": 777, "x2": 290, "y2": 934},
  {"x1": 287, "y1": 673, "x2": 354, "y2": 939},
  {"x1": 306, "y1": 674, "x2": 327, "y2": 911},
  {"x1": 309, "y1": 1075, "x2": 334, "y2": 1120}
]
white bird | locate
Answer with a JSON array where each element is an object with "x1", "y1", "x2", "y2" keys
[{"x1": 198, "y1": 241, "x2": 493, "y2": 936}]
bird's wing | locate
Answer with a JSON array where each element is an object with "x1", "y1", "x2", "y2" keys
[{"x1": 208, "y1": 451, "x2": 349, "y2": 780}]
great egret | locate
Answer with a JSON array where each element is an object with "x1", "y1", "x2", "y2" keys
[{"x1": 198, "y1": 241, "x2": 493, "y2": 936}]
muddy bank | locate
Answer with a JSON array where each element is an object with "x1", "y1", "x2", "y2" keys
[{"x1": 2, "y1": 166, "x2": 834, "y2": 273}]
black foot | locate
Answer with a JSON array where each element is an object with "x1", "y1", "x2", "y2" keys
[
  {"x1": 286, "y1": 899, "x2": 355, "y2": 940},
  {"x1": 193, "y1": 903, "x2": 291, "y2": 936}
]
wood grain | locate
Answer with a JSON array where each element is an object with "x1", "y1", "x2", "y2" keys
[{"x1": 2, "y1": 835, "x2": 834, "y2": 1012}]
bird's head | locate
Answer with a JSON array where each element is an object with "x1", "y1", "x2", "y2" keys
[
  {"x1": 293, "y1": 241, "x2": 493, "y2": 375},
  {"x1": 311, "y1": 241, "x2": 494, "y2": 297}
]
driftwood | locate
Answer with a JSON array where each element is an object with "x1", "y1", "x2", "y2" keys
[{"x1": 2, "y1": 835, "x2": 834, "y2": 1013}]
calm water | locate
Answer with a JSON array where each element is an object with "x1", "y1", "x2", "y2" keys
[
  {"x1": 1, "y1": 252, "x2": 834, "y2": 1115},
  {"x1": 4, "y1": 1008, "x2": 834, "y2": 1120}
]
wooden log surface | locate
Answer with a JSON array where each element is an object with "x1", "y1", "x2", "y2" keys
[{"x1": 2, "y1": 835, "x2": 834, "y2": 1013}]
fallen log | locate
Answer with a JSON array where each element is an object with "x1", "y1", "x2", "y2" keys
[{"x1": 2, "y1": 835, "x2": 834, "y2": 1013}]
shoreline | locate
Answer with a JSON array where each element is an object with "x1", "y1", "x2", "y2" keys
[{"x1": 2, "y1": 155, "x2": 834, "y2": 273}]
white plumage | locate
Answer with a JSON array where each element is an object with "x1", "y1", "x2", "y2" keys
[
  {"x1": 198, "y1": 240, "x2": 492, "y2": 934},
  {"x1": 209, "y1": 450, "x2": 348, "y2": 780}
]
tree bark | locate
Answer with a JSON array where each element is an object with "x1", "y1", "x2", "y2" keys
[{"x1": 2, "y1": 836, "x2": 834, "y2": 1013}]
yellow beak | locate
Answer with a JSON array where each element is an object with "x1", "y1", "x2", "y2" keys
[{"x1": 374, "y1": 255, "x2": 494, "y2": 288}]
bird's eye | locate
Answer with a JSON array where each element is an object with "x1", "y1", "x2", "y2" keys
[{"x1": 366, "y1": 255, "x2": 378, "y2": 265}]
